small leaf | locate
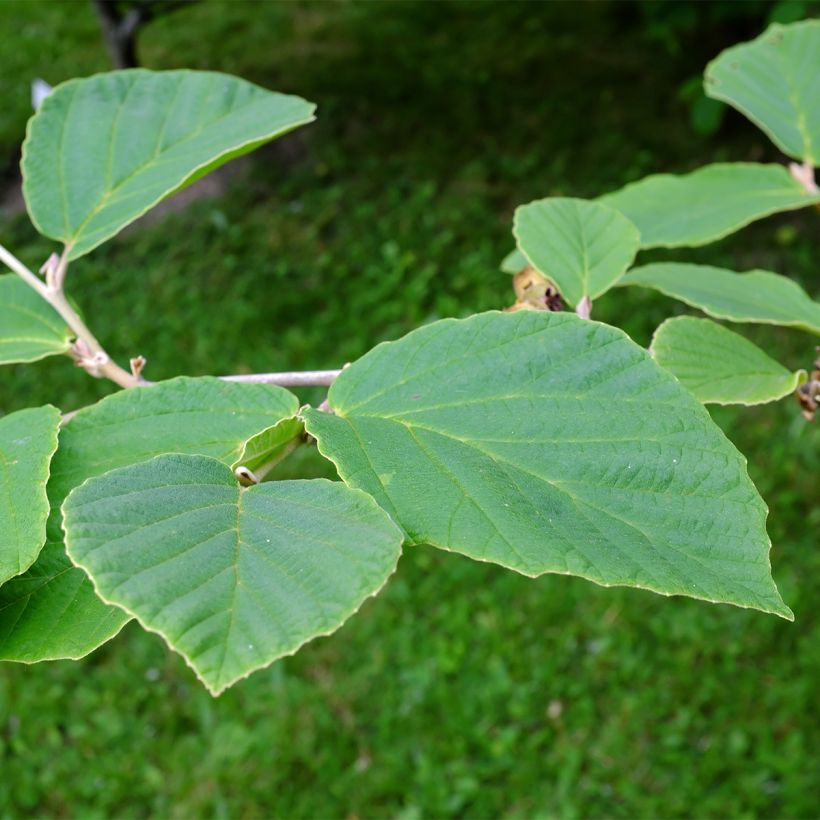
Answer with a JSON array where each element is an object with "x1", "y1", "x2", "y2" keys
[
  {"x1": 0, "y1": 377, "x2": 300, "y2": 662},
  {"x1": 0, "y1": 275, "x2": 72, "y2": 364},
  {"x1": 0, "y1": 406, "x2": 60, "y2": 585},
  {"x1": 303, "y1": 311, "x2": 792, "y2": 619},
  {"x1": 705, "y1": 20, "x2": 820, "y2": 164},
  {"x1": 651, "y1": 317, "x2": 805, "y2": 405},
  {"x1": 23, "y1": 70, "x2": 316, "y2": 259},
  {"x1": 235, "y1": 416, "x2": 304, "y2": 475},
  {"x1": 619, "y1": 263, "x2": 820, "y2": 334},
  {"x1": 600, "y1": 163, "x2": 820, "y2": 249},
  {"x1": 513, "y1": 198, "x2": 639, "y2": 305},
  {"x1": 64, "y1": 455, "x2": 403, "y2": 695}
]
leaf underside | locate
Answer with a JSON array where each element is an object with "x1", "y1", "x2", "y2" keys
[
  {"x1": 705, "y1": 20, "x2": 820, "y2": 164},
  {"x1": 0, "y1": 378, "x2": 300, "y2": 662},
  {"x1": 599, "y1": 163, "x2": 820, "y2": 249},
  {"x1": 22, "y1": 69, "x2": 316, "y2": 259},
  {"x1": 619, "y1": 263, "x2": 820, "y2": 335},
  {"x1": 303, "y1": 310, "x2": 792, "y2": 619},
  {"x1": 651, "y1": 317, "x2": 805, "y2": 405},
  {"x1": 64, "y1": 455, "x2": 403, "y2": 695},
  {"x1": 0, "y1": 275, "x2": 73, "y2": 364}
]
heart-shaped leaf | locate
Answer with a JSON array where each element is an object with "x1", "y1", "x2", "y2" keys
[
  {"x1": 513, "y1": 198, "x2": 639, "y2": 305},
  {"x1": 303, "y1": 311, "x2": 792, "y2": 619},
  {"x1": 651, "y1": 317, "x2": 806, "y2": 405},
  {"x1": 705, "y1": 20, "x2": 820, "y2": 164},
  {"x1": 23, "y1": 70, "x2": 316, "y2": 259},
  {"x1": 0, "y1": 377, "x2": 300, "y2": 662},
  {"x1": 0, "y1": 275, "x2": 72, "y2": 364},
  {"x1": 64, "y1": 455, "x2": 402, "y2": 695},
  {"x1": 599, "y1": 163, "x2": 820, "y2": 249},
  {"x1": 619, "y1": 263, "x2": 820, "y2": 334},
  {"x1": 0, "y1": 406, "x2": 60, "y2": 585}
]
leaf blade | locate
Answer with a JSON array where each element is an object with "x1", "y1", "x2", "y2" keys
[
  {"x1": 599, "y1": 163, "x2": 820, "y2": 249},
  {"x1": 704, "y1": 20, "x2": 820, "y2": 164},
  {"x1": 64, "y1": 455, "x2": 403, "y2": 695},
  {"x1": 651, "y1": 317, "x2": 805, "y2": 405},
  {"x1": 618, "y1": 262, "x2": 820, "y2": 334},
  {"x1": 0, "y1": 406, "x2": 61, "y2": 586},
  {"x1": 302, "y1": 311, "x2": 792, "y2": 619},
  {"x1": 0, "y1": 275, "x2": 72, "y2": 364},
  {"x1": 513, "y1": 198, "x2": 639, "y2": 305},
  {"x1": 22, "y1": 70, "x2": 316, "y2": 259}
]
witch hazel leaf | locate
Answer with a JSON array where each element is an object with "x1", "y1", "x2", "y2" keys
[
  {"x1": 302, "y1": 310, "x2": 792, "y2": 620},
  {"x1": 513, "y1": 198, "x2": 639, "y2": 305},
  {"x1": 64, "y1": 454, "x2": 403, "y2": 695},
  {"x1": 0, "y1": 406, "x2": 61, "y2": 586},
  {"x1": 651, "y1": 317, "x2": 806, "y2": 405},
  {"x1": 23, "y1": 70, "x2": 316, "y2": 259}
]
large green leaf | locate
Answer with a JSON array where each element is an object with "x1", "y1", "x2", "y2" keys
[
  {"x1": 651, "y1": 317, "x2": 805, "y2": 405},
  {"x1": 303, "y1": 311, "x2": 791, "y2": 619},
  {"x1": 0, "y1": 406, "x2": 60, "y2": 585},
  {"x1": 0, "y1": 377, "x2": 300, "y2": 662},
  {"x1": 705, "y1": 21, "x2": 820, "y2": 164},
  {"x1": 619, "y1": 263, "x2": 820, "y2": 334},
  {"x1": 64, "y1": 455, "x2": 402, "y2": 695},
  {"x1": 22, "y1": 70, "x2": 316, "y2": 259},
  {"x1": 599, "y1": 163, "x2": 820, "y2": 248},
  {"x1": 513, "y1": 198, "x2": 639, "y2": 305},
  {"x1": 0, "y1": 275, "x2": 72, "y2": 364}
]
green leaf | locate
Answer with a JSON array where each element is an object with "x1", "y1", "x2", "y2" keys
[
  {"x1": 599, "y1": 163, "x2": 820, "y2": 249},
  {"x1": 303, "y1": 311, "x2": 792, "y2": 619},
  {"x1": 0, "y1": 275, "x2": 72, "y2": 364},
  {"x1": 235, "y1": 417, "x2": 305, "y2": 476},
  {"x1": 619, "y1": 263, "x2": 820, "y2": 334},
  {"x1": 500, "y1": 248, "x2": 528, "y2": 274},
  {"x1": 22, "y1": 69, "x2": 316, "y2": 259},
  {"x1": 513, "y1": 198, "x2": 639, "y2": 305},
  {"x1": 64, "y1": 454, "x2": 402, "y2": 695},
  {"x1": 705, "y1": 20, "x2": 820, "y2": 164},
  {"x1": 0, "y1": 406, "x2": 60, "y2": 585},
  {"x1": 0, "y1": 377, "x2": 300, "y2": 662},
  {"x1": 651, "y1": 317, "x2": 805, "y2": 405}
]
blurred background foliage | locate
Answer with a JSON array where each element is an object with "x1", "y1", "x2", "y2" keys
[{"x1": 0, "y1": 1, "x2": 818, "y2": 817}]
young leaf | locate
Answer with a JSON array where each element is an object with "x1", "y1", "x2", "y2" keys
[
  {"x1": 64, "y1": 455, "x2": 403, "y2": 696},
  {"x1": 22, "y1": 70, "x2": 316, "y2": 259},
  {"x1": 235, "y1": 417, "x2": 304, "y2": 475},
  {"x1": 513, "y1": 198, "x2": 639, "y2": 305},
  {"x1": 651, "y1": 317, "x2": 806, "y2": 405},
  {"x1": 619, "y1": 263, "x2": 820, "y2": 334},
  {"x1": 0, "y1": 275, "x2": 72, "y2": 364},
  {"x1": 705, "y1": 20, "x2": 820, "y2": 164},
  {"x1": 0, "y1": 406, "x2": 60, "y2": 585},
  {"x1": 600, "y1": 163, "x2": 820, "y2": 249},
  {"x1": 302, "y1": 311, "x2": 792, "y2": 620},
  {"x1": 0, "y1": 377, "x2": 301, "y2": 662}
]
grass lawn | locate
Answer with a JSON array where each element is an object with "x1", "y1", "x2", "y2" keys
[{"x1": 0, "y1": 2, "x2": 818, "y2": 817}]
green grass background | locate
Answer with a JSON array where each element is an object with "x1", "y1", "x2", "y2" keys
[{"x1": 0, "y1": 1, "x2": 818, "y2": 817}]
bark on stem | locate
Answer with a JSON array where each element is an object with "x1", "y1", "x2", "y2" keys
[{"x1": 221, "y1": 370, "x2": 342, "y2": 387}]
